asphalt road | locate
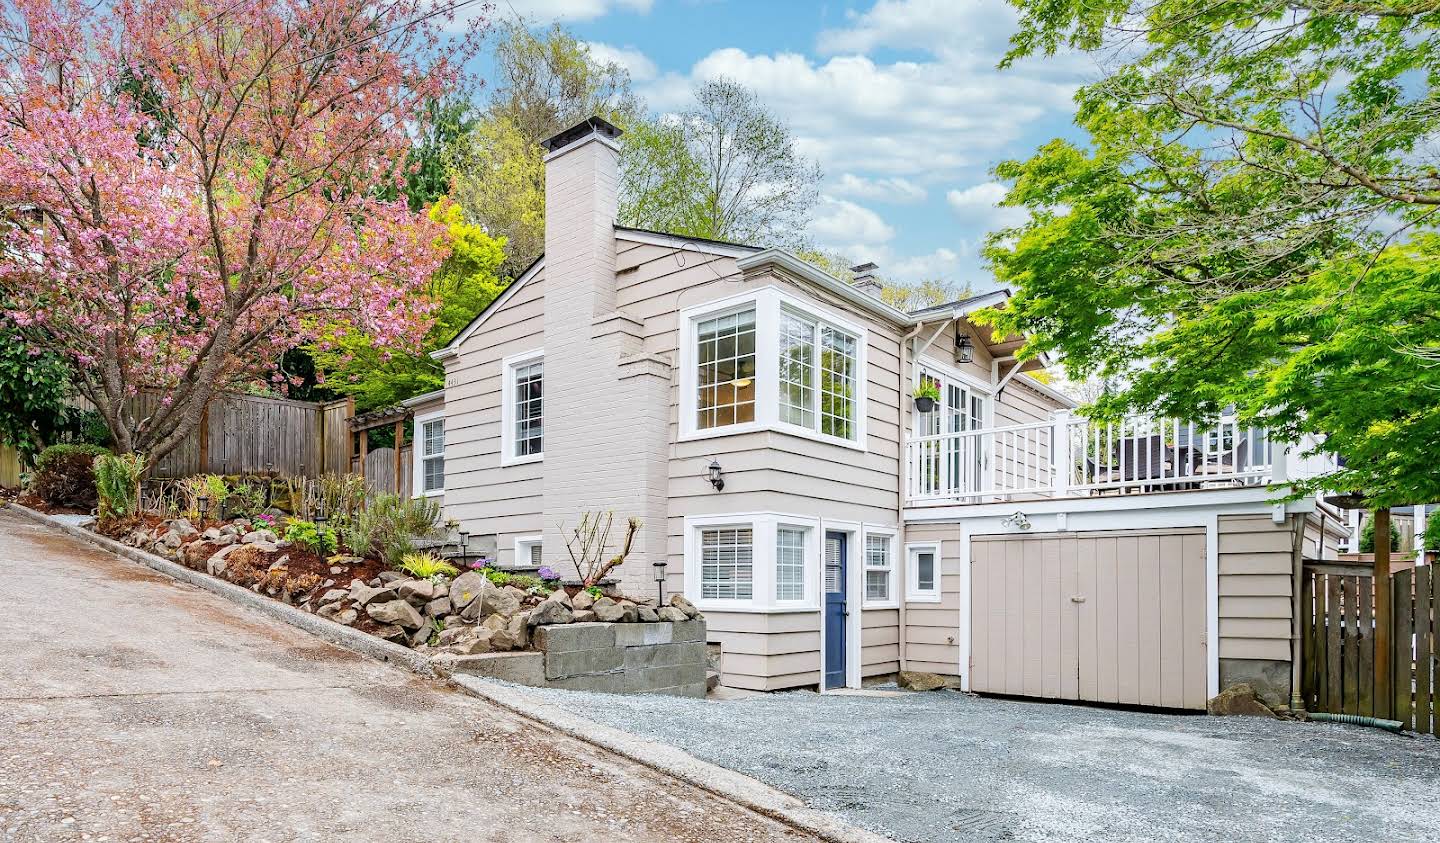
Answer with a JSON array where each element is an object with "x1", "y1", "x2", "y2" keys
[{"x1": 0, "y1": 508, "x2": 818, "y2": 843}]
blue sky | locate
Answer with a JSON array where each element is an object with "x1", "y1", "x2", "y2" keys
[{"x1": 488, "y1": 0, "x2": 1097, "y2": 289}]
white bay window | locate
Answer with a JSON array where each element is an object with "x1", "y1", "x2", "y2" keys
[{"x1": 680, "y1": 288, "x2": 868, "y2": 450}]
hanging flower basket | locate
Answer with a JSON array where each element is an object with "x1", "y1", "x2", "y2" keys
[{"x1": 914, "y1": 395, "x2": 937, "y2": 413}]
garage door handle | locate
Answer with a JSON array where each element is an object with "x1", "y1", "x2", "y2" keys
[{"x1": 1070, "y1": 595, "x2": 1086, "y2": 603}]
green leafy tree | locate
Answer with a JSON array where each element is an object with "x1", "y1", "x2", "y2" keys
[
  {"x1": 312, "y1": 201, "x2": 507, "y2": 411},
  {"x1": 451, "y1": 19, "x2": 641, "y2": 275},
  {"x1": 620, "y1": 78, "x2": 821, "y2": 247},
  {"x1": 0, "y1": 328, "x2": 81, "y2": 464},
  {"x1": 979, "y1": 0, "x2": 1440, "y2": 507}
]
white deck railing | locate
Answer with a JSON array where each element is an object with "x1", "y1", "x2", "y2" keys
[{"x1": 906, "y1": 411, "x2": 1280, "y2": 504}]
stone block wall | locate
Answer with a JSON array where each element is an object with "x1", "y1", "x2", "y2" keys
[{"x1": 534, "y1": 619, "x2": 708, "y2": 697}]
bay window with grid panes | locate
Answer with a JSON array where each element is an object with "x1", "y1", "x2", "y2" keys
[
  {"x1": 681, "y1": 289, "x2": 867, "y2": 449},
  {"x1": 685, "y1": 514, "x2": 820, "y2": 611}
]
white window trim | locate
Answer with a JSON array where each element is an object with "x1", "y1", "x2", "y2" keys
[
  {"x1": 500, "y1": 348, "x2": 544, "y2": 466},
  {"x1": 411, "y1": 410, "x2": 445, "y2": 498},
  {"x1": 861, "y1": 526, "x2": 899, "y2": 609},
  {"x1": 678, "y1": 286, "x2": 869, "y2": 452},
  {"x1": 905, "y1": 541, "x2": 942, "y2": 603},
  {"x1": 911, "y1": 359, "x2": 993, "y2": 441},
  {"x1": 514, "y1": 534, "x2": 543, "y2": 568},
  {"x1": 683, "y1": 512, "x2": 822, "y2": 612}
]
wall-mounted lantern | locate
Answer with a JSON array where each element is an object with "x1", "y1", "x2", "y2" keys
[
  {"x1": 707, "y1": 459, "x2": 725, "y2": 492},
  {"x1": 955, "y1": 333, "x2": 975, "y2": 364}
]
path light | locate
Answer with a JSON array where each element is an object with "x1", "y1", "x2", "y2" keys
[
  {"x1": 653, "y1": 560, "x2": 668, "y2": 604},
  {"x1": 197, "y1": 494, "x2": 209, "y2": 524},
  {"x1": 458, "y1": 530, "x2": 470, "y2": 564},
  {"x1": 955, "y1": 333, "x2": 974, "y2": 364},
  {"x1": 707, "y1": 459, "x2": 725, "y2": 492}
]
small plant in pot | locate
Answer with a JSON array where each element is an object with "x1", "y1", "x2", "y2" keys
[{"x1": 913, "y1": 382, "x2": 940, "y2": 413}]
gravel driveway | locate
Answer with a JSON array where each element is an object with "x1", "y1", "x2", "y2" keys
[{"x1": 520, "y1": 684, "x2": 1440, "y2": 842}]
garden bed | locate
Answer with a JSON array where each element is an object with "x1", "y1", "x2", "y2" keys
[{"x1": 101, "y1": 514, "x2": 703, "y2": 661}]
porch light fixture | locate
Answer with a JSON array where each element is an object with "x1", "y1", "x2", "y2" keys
[
  {"x1": 707, "y1": 459, "x2": 725, "y2": 492},
  {"x1": 955, "y1": 333, "x2": 975, "y2": 364},
  {"x1": 653, "y1": 560, "x2": 668, "y2": 603}
]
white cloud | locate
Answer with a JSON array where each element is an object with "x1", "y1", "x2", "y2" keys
[
  {"x1": 584, "y1": 42, "x2": 658, "y2": 81},
  {"x1": 947, "y1": 181, "x2": 1030, "y2": 229},
  {"x1": 831, "y1": 173, "x2": 927, "y2": 204},
  {"x1": 503, "y1": 0, "x2": 653, "y2": 23},
  {"x1": 817, "y1": 0, "x2": 1018, "y2": 61},
  {"x1": 807, "y1": 196, "x2": 896, "y2": 261}
]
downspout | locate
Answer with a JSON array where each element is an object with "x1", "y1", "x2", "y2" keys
[
  {"x1": 1289, "y1": 511, "x2": 1307, "y2": 714},
  {"x1": 897, "y1": 320, "x2": 926, "y2": 674}
]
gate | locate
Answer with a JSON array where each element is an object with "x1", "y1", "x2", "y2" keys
[{"x1": 1301, "y1": 562, "x2": 1437, "y2": 734}]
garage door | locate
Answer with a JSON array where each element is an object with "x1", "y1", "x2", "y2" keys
[{"x1": 969, "y1": 530, "x2": 1208, "y2": 710}]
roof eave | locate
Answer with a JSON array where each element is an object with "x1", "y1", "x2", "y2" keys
[{"x1": 735, "y1": 248, "x2": 915, "y2": 325}]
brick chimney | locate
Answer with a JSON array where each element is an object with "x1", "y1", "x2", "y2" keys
[
  {"x1": 851, "y1": 262, "x2": 882, "y2": 297},
  {"x1": 537, "y1": 117, "x2": 669, "y2": 595}
]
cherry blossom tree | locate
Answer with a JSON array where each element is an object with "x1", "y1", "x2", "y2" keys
[{"x1": 0, "y1": 0, "x2": 483, "y2": 461}]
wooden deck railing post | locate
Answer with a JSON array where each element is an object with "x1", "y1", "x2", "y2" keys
[{"x1": 1375, "y1": 507, "x2": 1393, "y2": 719}]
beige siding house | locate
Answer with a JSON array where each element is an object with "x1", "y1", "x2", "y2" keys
[{"x1": 427, "y1": 116, "x2": 1342, "y2": 708}]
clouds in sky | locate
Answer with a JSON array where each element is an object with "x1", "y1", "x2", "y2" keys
[
  {"x1": 504, "y1": 0, "x2": 654, "y2": 23},
  {"x1": 581, "y1": 0, "x2": 1085, "y2": 283}
]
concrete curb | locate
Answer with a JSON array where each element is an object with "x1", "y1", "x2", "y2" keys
[
  {"x1": 5, "y1": 503, "x2": 436, "y2": 677},
  {"x1": 450, "y1": 676, "x2": 893, "y2": 843},
  {"x1": 7, "y1": 503, "x2": 891, "y2": 843}
]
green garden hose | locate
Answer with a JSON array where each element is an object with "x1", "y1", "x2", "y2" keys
[{"x1": 1309, "y1": 712, "x2": 1405, "y2": 733}]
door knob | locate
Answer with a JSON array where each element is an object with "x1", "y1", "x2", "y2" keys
[{"x1": 1070, "y1": 595, "x2": 1086, "y2": 603}]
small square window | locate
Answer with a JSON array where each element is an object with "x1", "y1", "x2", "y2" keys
[{"x1": 906, "y1": 543, "x2": 941, "y2": 602}]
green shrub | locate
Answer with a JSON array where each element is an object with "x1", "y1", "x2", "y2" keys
[
  {"x1": 398, "y1": 552, "x2": 459, "y2": 579},
  {"x1": 94, "y1": 453, "x2": 146, "y2": 519},
  {"x1": 284, "y1": 519, "x2": 339, "y2": 556},
  {"x1": 1359, "y1": 515, "x2": 1401, "y2": 553},
  {"x1": 1423, "y1": 514, "x2": 1440, "y2": 553},
  {"x1": 345, "y1": 493, "x2": 442, "y2": 563},
  {"x1": 30, "y1": 444, "x2": 109, "y2": 509}
]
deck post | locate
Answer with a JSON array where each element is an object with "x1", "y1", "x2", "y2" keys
[
  {"x1": 1374, "y1": 507, "x2": 1393, "y2": 719},
  {"x1": 393, "y1": 419, "x2": 405, "y2": 496},
  {"x1": 1051, "y1": 410, "x2": 1071, "y2": 498}
]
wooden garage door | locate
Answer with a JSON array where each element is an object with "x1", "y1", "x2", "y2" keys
[{"x1": 970, "y1": 530, "x2": 1208, "y2": 710}]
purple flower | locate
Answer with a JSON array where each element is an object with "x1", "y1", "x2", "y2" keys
[{"x1": 537, "y1": 565, "x2": 559, "y2": 581}]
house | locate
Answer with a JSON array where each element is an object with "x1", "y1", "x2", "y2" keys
[{"x1": 421, "y1": 115, "x2": 1344, "y2": 709}]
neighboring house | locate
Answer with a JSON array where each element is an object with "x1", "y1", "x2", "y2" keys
[{"x1": 421, "y1": 116, "x2": 1344, "y2": 709}]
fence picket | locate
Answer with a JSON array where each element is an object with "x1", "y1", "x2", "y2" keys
[
  {"x1": 1358, "y1": 575, "x2": 1374, "y2": 718},
  {"x1": 1395, "y1": 569, "x2": 1414, "y2": 730},
  {"x1": 1414, "y1": 566, "x2": 1432, "y2": 734},
  {"x1": 1326, "y1": 575, "x2": 1343, "y2": 710}
]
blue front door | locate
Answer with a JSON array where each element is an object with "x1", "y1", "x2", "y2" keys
[{"x1": 824, "y1": 531, "x2": 847, "y2": 689}]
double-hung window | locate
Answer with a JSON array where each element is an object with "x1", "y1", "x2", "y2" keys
[
  {"x1": 413, "y1": 412, "x2": 445, "y2": 496},
  {"x1": 700, "y1": 526, "x2": 754, "y2": 600},
  {"x1": 863, "y1": 531, "x2": 895, "y2": 605},
  {"x1": 501, "y1": 349, "x2": 544, "y2": 465},
  {"x1": 682, "y1": 289, "x2": 867, "y2": 449}
]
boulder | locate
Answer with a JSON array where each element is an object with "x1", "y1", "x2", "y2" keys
[
  {"x1": 669, "y1": 594, "x2": 700, "y2": 618},
  {"x1": 206, "y1": 543, "x2": 247, "y2": 577},
  {"x1": 182, "y1": 541, "x2": 211, "y2": 567},
  {"x1": 332, "y1": 608, "x2": 358, "y2": 626},
  {"x1": 637, "y1": 606, "x2": 660, "y2": 623},
  {"x1": 592, "y1": 597, "x2": 624, "y2": 623},
  {"x1": 481, "y1": 614, "x2": 508, "y2": 632},
  {"x1": 160, "y1": 530, "x2": 184, "y2": 549},
  {"x1": 436, "y1": 625, "x2": 467, "y2": 647},
  {"x1": 488, "y1": 628, "x2": 517, "y2": 651},
  {"x1": 897, "y1": 671, "x2": 948, "y2": 692},
  {"x1": 657, "y1": 606, "x2": 687, "y2": 623},
  {"x1": 367, "y1": 599, "x2": 424, "y2": 630},
  {"x1": 318, "y1": 588, "x2": 348, "y2": 605},
  {"x1": 571, "y1": 590, "x2": 594, "y2": 610},
  {"x1": 349, "y1": 582, "x2": 397, "y2": 607},
  {"x1": 507, "y1": 612, "x2": 530, "y2": 649},
  {"x1": 571, "y1": 609, "x2": 597, "y2": 624},
  {"x1": 449, "y1": 571, "x2": 488, "y2": 612},
  {"x1": 549, "y1": 588, "x2": 573, "y2": 607},
  {"x1": 378, "y1": 571, "x2": 405, "y2": 584},
  {"x1": 424, "y1": 596, "x2": 451, "y2": 618},
  {"x1": 528, "y1": 599, "x2": 573, "y2": 626},
  {"x1": 241, "y1": 529, "x2": 278, "y2": 544},
  {"x1": 621, "y1": 605, "x2": 639, "y2": 623},
  {"x1": 168, "y1": 518, "x2": 198, "y2": 537},
  {"x1": 409, "y1": 625, "x2": 434, "y2": 648},
  {"x1": 503, "y1": 584, "x2": 530, "y2": 602},
  {"x1": 1206, "y1": 683, "x2": 1277, "y2": 718},
  {"x1": 373, "y1": 624, "x2": 408, "y2": 643},
  {"x1": 249, "y1": 540, "x2": 279, "y2": 554},
  {"x1": 201, "y1": 527, "x2": 223, "y2": 542},
  {"x1": 398, "y1": 579, "x2": 435, "y2": 603},
  {"x1": 266, "y1": 555, "x2": 290, "y2": 573},
  {"x1": 453, "y1": 629, "x2": 495, "y2": 655},
  {"x1": 462, "y1": 580, "x2": 520, "y2": 621}
]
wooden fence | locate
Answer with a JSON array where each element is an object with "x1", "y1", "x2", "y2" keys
[
  {"x1": 1302, "y1": 561, "x2": 1437, "y2": 734},
  {"x1": 0, "y1": 444, "x2": 20, "y2": 488}
]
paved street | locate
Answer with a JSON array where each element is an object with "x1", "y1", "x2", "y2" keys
[{"x1": 0, "y1": 509, "x2": 817, "y2": 843}]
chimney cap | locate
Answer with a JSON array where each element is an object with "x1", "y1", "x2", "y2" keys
[{"x1": 540, "y1": 115, "x2": 623, "y2": 152}]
